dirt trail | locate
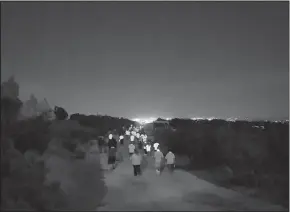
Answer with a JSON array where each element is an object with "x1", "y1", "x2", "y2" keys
[{"x1": 97, "y1": 147, "x2": 285, "y2": 211}]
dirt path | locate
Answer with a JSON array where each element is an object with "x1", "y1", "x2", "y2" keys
[{"x1": 97, "y1": 150, "x2": 285, "y2": 211}]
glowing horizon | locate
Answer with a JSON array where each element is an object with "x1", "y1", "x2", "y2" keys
[
  {"x1": 132, "y1": 117, "x2": 157, "y2": 124},
  {"x1": 131, "y1": 116, "x2": 288, "y2": 123}
]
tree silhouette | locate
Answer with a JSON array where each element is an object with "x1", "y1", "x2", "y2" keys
[
  {"x1": 1, "y1": 97, "x2": 23, "y2": 126},
  {"x1": 54, "y1": 106, "x2": 68, "y2": 120}
]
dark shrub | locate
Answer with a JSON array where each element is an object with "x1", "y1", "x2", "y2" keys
[
  {"x1": 10, "y1": 116, "x2": 51, "y2": 154},
  {"x1": 1, "y1": 97, "x2": 23, "y2": 125},
  {"x1": 54, "y1": 106, "x2": 68, "y2": 120},
  {"x1": 162, "y1": 119, "x2": 289, "y2": 207}
]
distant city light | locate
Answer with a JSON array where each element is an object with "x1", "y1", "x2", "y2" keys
[
  {"x1": 226, "y1": 117, "x2": 238, "y2": 122},
  {"x1": 133, "y1": 116, "x2": 287, "y2": 123},
  {"x1": 132, "y1": 117, "x2": 157, "y2": 124},
  {"x1": 253, "y1": 125, "x2": 265, "y2": 129},
  {"x1": 190, "y1": 117, "x2": 205, "y2": 120}
]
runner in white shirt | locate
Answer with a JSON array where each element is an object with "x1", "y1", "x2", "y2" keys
[
  {"x1": 119, "y1": 135, "x2": 124, "y2": 145},
  {"x1": 165, "y1": 151, "x2": 175, "y2": 173},
  {"x1": 153, "y1": 142, "x2": 159, "y2": 151},
  {"x1": 128, "y1": 142, "x2": 135, "y2": 157},
  {"x1": 154, "y1": 149, "x2": 164, "y2": 175},
  {"x1": 146, "y1": 144, "x2": 151, "y2": 156},
  {"x1": 142, "y1": 135, "x2": 147, "y2": 143}
]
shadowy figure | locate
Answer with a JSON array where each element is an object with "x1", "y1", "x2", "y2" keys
[
  {"x1": 165, "y1": 150, "x2": 176, "y2": 174},
  {"x1": 131, "y1": 149, "x2": 142, "y2": 176},
  {"x1": 154, "y1": 148, "x2": 164, "y2": 175},
  {"x1": 128, "y1": 142, "x2": 135, "y2": 157},
  {"x1": 108, "y1": 136, "x2": 117, "y2": 170},
  {"x1": 98, "y1": 136, "x2": 105, "y2": 153}
]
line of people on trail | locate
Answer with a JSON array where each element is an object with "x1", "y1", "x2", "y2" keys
[
  {"x1": 153, "y1": 146, "x2": 175, "y2": 175},
  {"x1": 107, "y1": 134, "x2": 118, "y2": 169},
  {"x1": 128, "y1": 138, "x2": 176, "y2": 177},
  {"x1": 107, "y1": 133, "x2": 127, "y2": 170},
  {"x1": 94, "y1": 125, "x2": 176, "y2": 176},
  {"x1": 92, "y1": 132, "x2": 126, "y2": 170}
]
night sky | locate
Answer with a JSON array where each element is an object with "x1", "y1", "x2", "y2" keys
[{"x1": 1, "y1": 2, "x2": 289, "y2": 120}]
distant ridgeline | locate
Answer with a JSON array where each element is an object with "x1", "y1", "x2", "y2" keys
[{"x1": 1, "y1": 76, "x2": 55, "y2": 120}]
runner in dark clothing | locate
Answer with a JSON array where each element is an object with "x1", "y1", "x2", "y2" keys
[
  {"x1": 138, "y1": 140, "x2": 143, "y2": 150},
  {"x1": 108, "y1": 147, "x2": 117, "y2": 168},
  {"x1": 108, "y1": 136, "x2": 118, "y2": 169},
  {"x1": 98, "y1": 137, "x2": 105, "y2": 153},
  {"x1": 143, "y1": 141, "x2": 148, "y2": 155},
  {"x1": 108, "y1": 137, "x2": 117, "y2": 149}
]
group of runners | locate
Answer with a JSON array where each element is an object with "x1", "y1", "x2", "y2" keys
[
  {"x1": 96, "y1": 125, "x2": 176, "y2": 176},
  {"x1": 127, "y1": 126, "x2": 176, "y2": 176}
]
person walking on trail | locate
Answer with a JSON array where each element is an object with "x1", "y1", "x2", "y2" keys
[
  {"x1": 138, "y1": 140, "x2": 143, "y2": 151},
  {"x1": 104, "y1": 137, "x2": 109, "y2": 154},
  {"x1": 154, "y1": 148, "x2": 164, "y2": 175},
  {"x1": 119, "y1": 135, "x2": 124, "y2": 145},
  {"x1": 98, "y1": 136, "x2": 105, "y2": 153},
  {"x1": 165, "y1": 150, "x2": 175, "y2": 173},
  {"x1": 143, "y1": 143, "x2": 148, "y2": 155},
  {"x1": 118, "y1": 135, "x2": 125, "y2": 161},
  {"x1": 108, "y1": 134, "x2": 118, "y2": 170},
  {"x1": 153, "y1": 142, "x2": 159, "y2": 151},
  {"x1": 108, "y1": 146, "x2": 118, "y2": 169},
  {"x1": 89, "y1": 139, "x2": 98, "y2": 152},
  {"x1": 145, "y1": 144, "x2": 151, "y2": 156},
  {"x1": 108, "y1": 134, "x2": 117, "y2": 149},
  {"x1": 130, "y1": 135, "x2": 135, "y2": 142},
  {"x1": 87, "y1": 139, "x2": 99, "y2": 161},
  {"x1": 128, "y1": 142, "x2": 135, "y2": 157},
  {"x1": 131, "y1": 149, "x2": 142, "y2": 176}
]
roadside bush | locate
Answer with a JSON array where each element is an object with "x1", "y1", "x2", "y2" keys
[
  {"x1": 163, "y1": 129, "x2": 225, "y2": 169},
  {"x1": 9, "y1": 116, "x2": 51, "y2": 154},
  {"x1": 1, "y1": 97, "x2": 23, "y2": 125},
  {"x1": 66, "y1": 158, "x2": 107, "y2": 210},
  {"x1": 42, "y1": 142, "x2": 106, "y2": 210},
  {"x1": 1, "y1": 151, "x2": 66, "y2": 211},
  {"x1": 1, "y1": 80, "x2": 107, "y2": 210},
  {"x1": 162, "y1": 119, "x2": 289, "y2": 207},
  {"x1": 70, "y1": 113, "x2": 135, "y2": 136},
  {"x1": 54, "y1": 106, "x2": 68, "y2": 120},
  {"x1": 2, "y1": 115, "x2": 107, "y2": 210}
]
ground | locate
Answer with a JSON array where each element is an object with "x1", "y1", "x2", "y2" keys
[{"x1": 96, "y1": 144, "x2": 286, "y2": 211}]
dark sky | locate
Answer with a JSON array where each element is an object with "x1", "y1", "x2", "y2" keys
[{"x1": 1, "y1": 2, "x2": 289, "y2": 120}]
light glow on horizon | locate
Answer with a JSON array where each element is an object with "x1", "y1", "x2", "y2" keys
[
  {"x1": 132, "y1": 116, "x2": 287, "y2": 123},
  {"x1": 133, "y1": 117, "x2": 157, "y2": 124}
]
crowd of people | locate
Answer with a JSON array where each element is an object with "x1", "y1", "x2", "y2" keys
[{"x1": 91, "y1": 125, "x2": 176, "y2": 176}]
